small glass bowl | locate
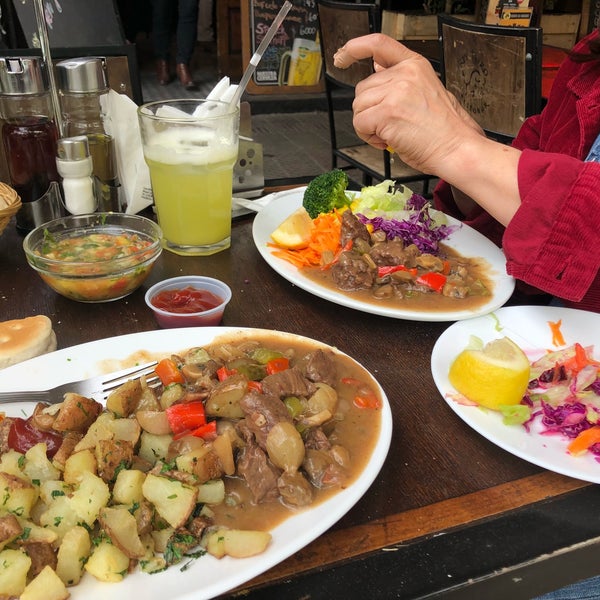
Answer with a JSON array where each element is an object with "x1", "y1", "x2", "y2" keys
[
  {"x1": 144, "y1": 276, "x2": 232, "y2": 328},
  {"x1": 23, "y1": 213, "x2": 162, "y2": 303}
]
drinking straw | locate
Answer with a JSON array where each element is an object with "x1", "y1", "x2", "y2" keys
[
  {"x1": 33, "y1": 0, "x2": 64, "y2": 137},
  {"x1": 229, "y1": 0, "x2": 293, "y2": 107}
]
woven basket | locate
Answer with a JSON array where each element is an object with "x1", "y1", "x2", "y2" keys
[{"x1": 0, "y1": 182, "x2": 21, "y2": 236}]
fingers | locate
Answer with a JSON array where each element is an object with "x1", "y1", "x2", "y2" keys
[{"x1": 333, "y1": 33, "x2": 417, "y2": 69}]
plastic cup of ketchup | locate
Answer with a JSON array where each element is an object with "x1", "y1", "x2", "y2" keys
[{"x1": 144, "y1": 276, "x2": 232, "y2": 328}]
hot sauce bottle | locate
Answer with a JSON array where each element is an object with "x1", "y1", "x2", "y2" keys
[{"x1": 0, "y1": 57, "x2": 60, "y2": 205}]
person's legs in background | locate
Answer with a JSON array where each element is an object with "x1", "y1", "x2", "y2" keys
[
  {"x1": 175, "y1": 0, "x2": 199, "y2": 90},
  {"x1": 151, "y1": 0, "x2": 175, "y2": 85}
]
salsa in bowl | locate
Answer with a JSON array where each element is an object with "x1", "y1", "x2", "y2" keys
[{"x1": 23, "y1": 213, "x2": 162, "y2": 302}]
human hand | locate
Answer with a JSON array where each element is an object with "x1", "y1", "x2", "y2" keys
[{"x1": 333, "y1": 33, "x2": 485, "y2": 176}]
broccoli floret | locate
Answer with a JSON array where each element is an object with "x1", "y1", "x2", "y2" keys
[{"x1": 302, "y1": 169, "x2": 351, "y2": 218}]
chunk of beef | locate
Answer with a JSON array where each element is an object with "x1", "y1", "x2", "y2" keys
[
  {"x1": 239, "y1": 392, "x2": 292, "y2": 448},
  {"x1": 340, "y1": 209, "x2": 370, "y2": 247},
  {"x1": 236, "y1": 438, "x2": 281, "y2": 503},
  {"x1": 330, "y1": 251, "x2": 375, "y2": 291},
  {"x1": 304, "y1": 427, "x2": 331, "y2": 451},
  {"x1": 302, "y1": 448, "x2": 347, "y2": 489},
  {"x1": 277, "y1": 470, "x2": 314, "y2": 507},
  {"x1": 299, "y1": 349, "x2": 337, "y2": 387},
  {"x1": 369, "y1": 239, "x2": 409, "y2": 266},
  {"x1": 187, "y1": 515, "x2": 212, "y2": 538},
  {"x1": 260, "y1": 367, "x2": 315, "y2": 400}
]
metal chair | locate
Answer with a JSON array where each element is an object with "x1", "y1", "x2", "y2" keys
[
  {"x1": 438, "y1": 14, "x2": 543, "y2": 144},
  {"x1": 317, "y1": 0, "x2": 435, "y2": 193}
]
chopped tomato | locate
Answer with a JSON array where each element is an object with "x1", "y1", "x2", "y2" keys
[
  {"x1": 568, "y1": 426, "x2": 600, "y2": 455},
  {"x1": 416, "y1": 271, "x2": 447, "y2": 293},
  {"x1": 341, "y1": 377, "x2": 381, "y2": 409},
  {"x1": 216, "y1": 366, "x2": 237, "y2": 381},
  {"x1": 165, "y1": 401, "x2": 206, "y2": 435},
  {"x1": 266, "y1": 357, "x2": 290, "y2": 375},
  {"x1": 155, "y1": 358, "x2": 185, "y2": 386},
  {"x1": 247, "y1": 380, "x2": 263, "y2": 393}
]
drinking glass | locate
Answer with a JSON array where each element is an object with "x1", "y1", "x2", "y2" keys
[{"x1": 138, "y1": 99, "x2": 239, "y2": 256}]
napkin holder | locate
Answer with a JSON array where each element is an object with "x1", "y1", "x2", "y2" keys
[{"x1": 233, "y1": 102, "x2": 264, "y2": 200}]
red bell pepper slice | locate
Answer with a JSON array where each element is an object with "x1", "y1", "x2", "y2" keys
[
  {"x1": 189, "y1": 420, "x2": 217, "y2": 441},
  {"x1": 266, "y1": 356, "x2": 290, "y2": 375},
  {"x1": 165, "y1": 401, "x2": 206, "y2": 435},
  {"x1": 155, "y1": 358, "x2": 185, "y2": 386},
  {"x1": 321, "y1": 239, "x2": 353, "y2": 270},
  {"x1": 377, "y1": 265, "x2": 418, "y2": 277},
  {"x1": 416, "y1": 271, "x2": 447, "y2": 293}
]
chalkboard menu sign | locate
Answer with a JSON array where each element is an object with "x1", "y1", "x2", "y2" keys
[{"x1": 241, "y1": 0, "x2": 324, "y2": 94}]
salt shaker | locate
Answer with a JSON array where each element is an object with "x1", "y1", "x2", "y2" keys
[
  {"x1": 55, "y1": 57, "x2": 123, "y2": 212},
  {"x1": 56, "y1": 136, "x2": 96, "y2": 215}
]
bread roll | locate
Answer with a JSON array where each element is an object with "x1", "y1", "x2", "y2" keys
[{"x1": 0, "y1": 315, "x2": 57, "y2": 369}]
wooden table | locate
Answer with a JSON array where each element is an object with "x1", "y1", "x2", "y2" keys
[{"x1": 1, "y1": 192, "x2": 599, "y2": 599}]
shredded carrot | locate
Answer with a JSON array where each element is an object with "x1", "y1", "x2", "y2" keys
[
  {"x1": 548, "y1": 319, "x2": 566, "y2": 347},
  {"x1": 268, "y1": 211, "x2": 342, "y2": 268}
]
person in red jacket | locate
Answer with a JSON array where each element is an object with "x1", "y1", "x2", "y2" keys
[{"x1": 332, "y1": 31, "x2": 600, "y2": 313}]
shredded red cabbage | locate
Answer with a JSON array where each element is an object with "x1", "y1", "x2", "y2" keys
[
  {"x1": 540, "y1": 401, "x2": 593, "y2": 438},
  {"x1": 356, "y1": 204, "x2": 457, "y2": 254}
]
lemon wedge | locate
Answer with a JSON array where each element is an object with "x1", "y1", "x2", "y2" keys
[
  {"x1": 270, "y1": 207, "x2": 315, "y2": 249},
  {"x1": 448, "y1": 337, "x2": 530, "y2": 410}
]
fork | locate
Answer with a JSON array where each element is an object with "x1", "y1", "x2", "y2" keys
[{"x1": 0, "y1": 361, "x2": 160, "y2": 405}]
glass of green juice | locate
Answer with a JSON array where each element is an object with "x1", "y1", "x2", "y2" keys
[{"x1": 137, "y1": 99, "x2": 240, "y2": 256}]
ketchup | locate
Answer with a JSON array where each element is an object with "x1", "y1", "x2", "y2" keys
[
  {"x1": 151, "y1": 286, "x2": 222, "y2": 314},
  {"x1": 8, "y1": 417, "x2": 63, "y2": 458}
]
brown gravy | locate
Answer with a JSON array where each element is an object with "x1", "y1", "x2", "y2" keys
[
  {"x1": 303, "y1": 244, "x2": 495, "y2": 313},
  {"x1": 207, "y1": 334, "x2": 383, "y2": 531}
]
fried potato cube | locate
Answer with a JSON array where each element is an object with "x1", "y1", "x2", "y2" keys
[
  {"x1": 196, "y1": 479, "x2": 225, "y2": 505},
  {"x1": 84, "y1": 539, "x2": 129, "y2": 583},
  {"x1": 112, "y1": 469, "x2": 146, "y2": 506},
  {"x1": 0, "y1": 548, "x2": 31, "y2": 596},
  {"x1": 63, "y1": 449, "x2": 97, "y2": 484},
  {"x1": 0, "y1": 449, "x2": 26, "y2": 478},
  {"x1": 142, "y1": 473, "x2": 198, "y2": 528},
  {"x1": 55, "y1": 525, "x2": 91, "y2": 587},
  {"x1": 73, "y1": 412, "x2": 115, "y2": 452},
  {"x1": 23, "y1": 443, "x2": 61, "y2": 484},
  {"x1": 20, "y1": 564, "x2": 70, "y2": 600},
  {"x1": 15, "y1": 517, "x2": 58, "y2": 545},
  {"x1": 98, "y1": 506, "x2": 145, "y2": 558},
  {"x1": 0, "y1": 514, "x2": 21, "y2": 551},
  {"x1": 0, "y1": 472, "x2": 38, "y2": 519},
  {"x1": 52, "y1": 393, "x2": 102, "y2": 433},
  {"x1": 38, "y1": 496, "x2": 80, "y2": 542},
  {"x1": 106, "y1": 378, "x2": 143, "y2": 417},
  {"x1": 69, "y1": 471, "x2": 110, "y2": 526},
  {"x1": 138, "y1": 431, "x2": 172, "y2": 464}
]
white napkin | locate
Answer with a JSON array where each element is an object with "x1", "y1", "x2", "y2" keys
[{"x1": 102, "y1": 90, "x2": 153, "y2": 214}]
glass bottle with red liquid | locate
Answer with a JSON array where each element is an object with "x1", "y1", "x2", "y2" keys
[{"x1": 0, "y1": 57, "x2": 61, "y2": 230}]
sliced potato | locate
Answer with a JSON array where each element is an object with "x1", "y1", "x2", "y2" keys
[
  {"x1": 56, "y1": 525, "x2": 91, "y2": 586},
  {"x1": 142, "y1": 473, "x2": 197, "y2": 528},
  {"x1": 63, "y1": 448, "x2": 97, "y2": 484},
  {"x1": 98, "y1": 506, "x2": 145, "y2": 558},
  {"x1": 20, "y1": 564, "x2": 70, "y2": 600},
  {"x1": 0, "y1": 471, "x2": 38, "y2": 519},
  {"x1": 112, "y1": 469, "x2": 146, "y2": 506},
  {"x1": 0, "y1": 547, "x2": 31, "y2": 596},
  {"x1": 84, "y1": 539, "x2": 129, "y2": 583}
]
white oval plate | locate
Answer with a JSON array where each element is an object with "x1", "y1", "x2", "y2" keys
[
  {"x1": 0, "y1": 327, "x2": 392, "y2": 600},
  {"x1": 431, "y1": 305, "x2": 600, "y2": 483},
  {"x1": 252, "y1": 187, "x2": 515, "y2": 322}
]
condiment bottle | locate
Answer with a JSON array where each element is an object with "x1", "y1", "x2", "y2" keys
[
  {"x1": 55, "y1": 57, "x2": 123, "y2": 212},
  {"x1": 0, "y1": 57, "x2": 60, "y2": 206},
  {"x1": 56, "y1": 136, "x2": 96, "y2": 215}
]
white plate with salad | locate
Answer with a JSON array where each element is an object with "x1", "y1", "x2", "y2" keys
[
  {"x1": 0, "y1": 326, "x2": 392, "y2": 600},
  {"x1": 252, "y1": 186, "x2": 516, "y2": 322},
  {"x1": 431, "y1": 305, "x2": 600, "y2": 483}
]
